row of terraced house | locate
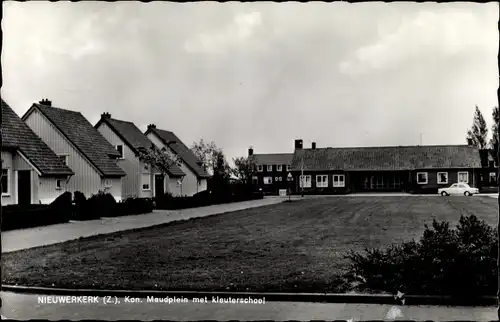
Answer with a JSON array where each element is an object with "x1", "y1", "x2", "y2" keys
[
  {"x1": 249, "y1": 139, "x2": 499, "y2": 195},
  {"x1": 1, "y1": 98, "x2": 209, "y2": 206}
]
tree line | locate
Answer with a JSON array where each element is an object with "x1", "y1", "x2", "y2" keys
[{"x1": 466, "y1": 105, "x2": 499, "y2": 156}]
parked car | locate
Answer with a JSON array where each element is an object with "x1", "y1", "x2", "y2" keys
[{"x1": 438, "y1": 183, "x2": 479, "y2": 196}]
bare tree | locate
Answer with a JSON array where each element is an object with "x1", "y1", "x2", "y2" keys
[
  {"x1": 232, "y1": 156, "x2": 257, "y2": 186},
  {"x1": 191, "y1": 138, "x2": 219, "y2": 175},
  {"x1": 138, "y1": 145, "x2": 181, "y2": 178}
]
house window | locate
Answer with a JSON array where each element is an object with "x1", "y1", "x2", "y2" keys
[
  {"x1": 458, "y1": 172, "x2": 469, "y2": 184},
  {"x1": 267, "y1": 165, "x2": 273, "y2": 172},
  {"x1": 299, "y1": 175, "x2": 312, "y2": 188},
  {"x1": 489, "y1": 161, "x2": 495, "y2": 168},
  {"x1": 333, "y1": 175, "x2": 345, "y2": 187},
  {"x1": 252, "y1": 176, "x2": 259, "y2": 185},
  {"x1": 56, "y1": 179, "x2": 62, "y2": 190},
  {"x1": 277, "y1": 165, "x2": 283, "y2": 172},
  {"x1": 437, "y1": 172, "x2": 448, "y2": 184},
  {"x1": 58, "y1": 155, "x2": 68, "y2": 166},
  {"x1": 416, "y1": 172, "x2": 428, "y2": 184},
  {"x1": 263, "y1": 177, "x2": 273, "y2": 185},
  {"x1": 1, "y1": 168, "x2": 10, "y2": 195},
  {"x1": 116, "y1": 145, "x2": 124, "y2": 159},
  {"x1": 104, "y1": 179, "x2": 113, "y2": 188},
  {"x1": 287, "y1": 165, "x2": 291, "y2": 171},
  {"x1": 316, "y1": 175, "x2": 328, "y2": 188},
  {"x1": 257, "y1": 165, "x2": 263, "y2": 172},
  {"x1": 490, "y1": 172, "x2": 497, "y2": 184},
  {"x1": 141, "y1": 174, "x2": 151, "y2": 191}
]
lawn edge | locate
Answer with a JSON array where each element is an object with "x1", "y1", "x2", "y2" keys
[
  {"x1": 2, "y1": 199, "x2": 286, "y2": 254},
  {"x1": 1, "y1": 285, "x2": 496, "y2": 306}
]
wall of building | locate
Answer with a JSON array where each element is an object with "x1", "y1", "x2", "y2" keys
[
  {"x1": 253, "y1": 163, "x2": 291, "y2": 195},
  {"x1": 24, "y1": 108, "x2": 121, "y2": 199},
  {"x1": 146, "y1": 132, "x2": 204, "y2": 197},
  {"x1": 97, "y1": 123, "x2": 144, "y2": 199}
]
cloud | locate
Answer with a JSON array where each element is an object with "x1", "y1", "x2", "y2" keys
[
  {"x1": 339, "y1": 9, "x2": 497, "y2": 75},
  {"x1": 184, "y1": 11, "x2": 264, "y2": 54}
]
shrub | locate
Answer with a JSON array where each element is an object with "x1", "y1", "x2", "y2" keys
[
  {"x1": 72, "y1": 191, "x2": 117, "y2": 220},
  {"x1": 343, "y1": 214, "x2": 497, "y2": 297},
  {"x1": 114, "y1": 197, "x2": 154, "y2": 216},
  {"x1": 1, "y1": 203, "x2": 70, "y2": 231}
]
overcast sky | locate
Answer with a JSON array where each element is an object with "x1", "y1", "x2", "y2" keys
[{"x1": 2, "y1": 2, "x2": 498, "y2": 161}]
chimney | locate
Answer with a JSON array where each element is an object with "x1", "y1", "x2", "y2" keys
[
  {"x1": 294, "y1": 139, "x2": 303, "y2": 150},
  {"x1": 467, "y1": 138, "x2": 473, "y2": 146},
  {"x1": 39, "y1": 98, "x2": 52, "y2": 107},
  {"x1": 147, "y1": 124, "x2": 156, "y2": 130},
  {"x1": 312, "y1": 142, "x2": 316, "y2": 150},
  {"x1": 101, "y1": 112, "x2": 111, "y2": 120},
  {"x1": 248, "y1": 146, "x2": 254, "y2": 156}
]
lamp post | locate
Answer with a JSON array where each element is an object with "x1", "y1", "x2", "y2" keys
[{"x1": 287, "y1": 172, "x2": 293, "y2": 202}]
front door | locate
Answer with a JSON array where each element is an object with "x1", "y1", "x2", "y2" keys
[
  {"x1": 155, "y1": 174, "x2": 165, "y2": 197},
  {"x1": 18, "y1": 170, "x2": 31, "y2": 205}
]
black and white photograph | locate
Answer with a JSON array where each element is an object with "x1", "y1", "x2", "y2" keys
[{"x1": 1, "y1": 1, "x2": 499, "y2": 321}]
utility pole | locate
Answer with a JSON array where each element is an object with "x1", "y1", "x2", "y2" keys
[{"x1": 301, "y1": 155, "x2": 304, "y2": 197}]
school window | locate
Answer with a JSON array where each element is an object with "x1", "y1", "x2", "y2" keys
[
  {"x1": 299, "y1": 175, "x2": 311, "y2": 188},
  {"x1": 267, "y1": 165, "x2": 273, "y2": 172},
  {"x1": 437, "y1": 172, "x2": 448, "y2": 184},
  {"x1": 257, "y1": 165, "x2": 263, "y2": 172},
  {"x1": 56, "y1": 179, "x2": 62, "y2": 189},
  {"x1": 417, "y1": 172, "x2": 428, "y2": 184},
  {"x1": 1, "y1": 168, "x2": 9, "y2": 195},
  {"x1": 116, "y1": 145, "x2": 124, "y2": 159},
  {"x1": 141, "y1": 174, "x2": 151, "y2": 191},
  {"x1": 277, "y1": 165, "x2": 283, "y2": 171},
  {"x1": 287, "y1": 165, "x2": 291, "y2": 171},
  {"x1": 490, "y1": 172, "x2": 497, "y2": 184},
  {"x1": 333, "y1": 175, "x2": 345, "y2": 187},
  {"x1": 458, "y1": 172, "x2": 469, "y2": 184},
  {"x1": 263, "y1": 177, "x2": 273, "y2": 185},
  {"x1": 316, "y1": 175, "x2": 328, "y2": 188}
]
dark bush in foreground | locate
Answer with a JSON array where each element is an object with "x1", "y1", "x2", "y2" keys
[
  {"x1": 72, "y1": 190, "x2": 113, "y2": 220},
  {"x1": 73, "y1": 191, "x2": 154, "y2": 220},
  {"x1": 155, "y1": 185, "x2": 263, "y2": 210},
  {"x1": 114, "y1": 197, "x2": 154, "y2": 216},
  {"x1": 2, "y1": 192, "x2": 73, "y2": 231},
  {"x1": 343, "y1": 214, "x2": 497, "y2": 297}
]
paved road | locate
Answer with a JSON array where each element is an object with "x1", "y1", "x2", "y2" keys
[
  {"x1": 1, "y1": 292, "x2": 497, "y2": 321},
  {"x1": 1, "y1": 198, "x2": 284, "y2": 253}
]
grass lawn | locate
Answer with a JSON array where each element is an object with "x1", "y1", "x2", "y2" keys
[{"x1": 2, "y1": 196, "x2": 498, "y2": 293}]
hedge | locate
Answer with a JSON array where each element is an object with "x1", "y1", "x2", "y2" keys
[
  {"x1": 155, "y1": 188, "x2": 264, "y2": 210},
  {"x1": 72, "y1": 191, "x2": 154, "y2": 220},
  {"x1": 1, "y1": 192, "x2": 72, "y2": 231},
  {"x1": 342, "y1": 214, "x2": 497, "y2": 297}
]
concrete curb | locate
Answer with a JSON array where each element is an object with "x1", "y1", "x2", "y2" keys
[{"x1": 2, "y1": 285, "x2": 497, "y2": 306}]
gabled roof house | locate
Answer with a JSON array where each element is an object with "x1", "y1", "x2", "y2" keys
[
  {"x1": 1, "y1": 98, "x2": 74, "y2": 205},
  {"x1": 145, "y1": 124, "x2": 210, "y2": 196},
  {"x1": 95, "y1": 113, "x2": 185, "y2": 198},
  {"x1": 22, "y1": 99, "x2": 126, "y2": 201},
  {"x1": 247, "y1": 147, "x2": 293, "y2": 195}
]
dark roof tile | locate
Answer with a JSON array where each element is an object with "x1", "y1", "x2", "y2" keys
[
  {"x1": 27, "y1": 104, "x2": 126, "y2": 177},
  {"x1": 291, "y1": 145, "x2": 482, "y2": 171},
  {"x1": 98, "y1": 118, "x2": 185, "y2": 177},
  {"x1": 148, "y1": 128, "x2": 210, "y2": 178},
  {"x1": 1, "y1": 99, "x2": 74, "y2": 176}
]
